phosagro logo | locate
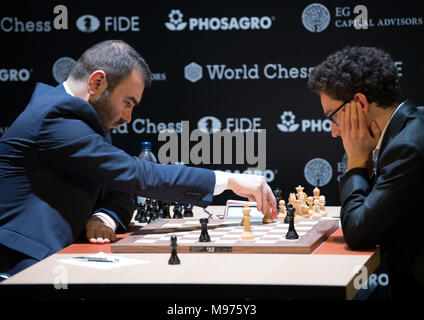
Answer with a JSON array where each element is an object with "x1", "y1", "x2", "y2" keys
[
  {"x1": 165, "y1": 9, "x2": 273, "y2": 31},
  {"x1": 165, "y1": 9, "x2": 187, "y2": 30},
  {"x1": 277, "y1": 110, "x2": 331, "y2": 133},
  {"x1": 0, "y1": 68, "x2": 31, "y2": 82}
]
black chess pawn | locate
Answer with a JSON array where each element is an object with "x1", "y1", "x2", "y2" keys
[
  {"x1": 150, "y1": 199, "x2": 158, "y2": 219},
  {"x1": 138, "y1": 204, "x2": 148, "y2": 223},
  {"x1": 285, "y1": 206, "x2": 299, "y2": 240},
  {"x1": 273, "y1": 188, "x2": 282, "y2": 213},
  {"x1": 161, "y1": 202, "x2": 171, "y2": 219},
  {"x1": 172, "y1": 203, "x2": 183, "y2": 219},
  {"x1": 284, "y1": 203, "x2": 294, "y2": 224},
  {"x1": 147, "y1": 203, "x2": 156, "y2": 224},
  {"x1": 183, "y1": 204, "x2": 194, "y2": 218},
  {"x1": 135, "y1": 202, "x2": 143, "y2": 221},
  {"x1": 168, "y1": 234, "x2": 180, "y2": 265},
  {"x1": 199, "y1": 218, "x2": 211, "y2": 242}
]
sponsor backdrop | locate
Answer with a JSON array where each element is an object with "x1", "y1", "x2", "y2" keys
[{"x1": 1, "y1": 0, "x2": 423, "y2": 205}]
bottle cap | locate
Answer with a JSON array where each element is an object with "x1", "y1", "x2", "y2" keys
[{"x1": 141, "y1": 141, "x2": 151, "y2": 149}]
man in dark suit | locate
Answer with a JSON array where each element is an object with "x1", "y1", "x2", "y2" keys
[
  {"x1": 0, "y1": 40, "x2": 276, "y2": 279},
  {"x1": 308, "y1": 46, "x2": 424, "y2": 299}
]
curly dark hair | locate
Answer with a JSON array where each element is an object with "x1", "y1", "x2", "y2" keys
[{"x1": 308, "y1": 46, "x2": 400, "y2": 107}]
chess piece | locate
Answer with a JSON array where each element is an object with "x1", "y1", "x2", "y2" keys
[
  {"x1": 262, "y1": 203, "x2": 274, "y2": 224},
  {"x1": 319, "y1": 195, "x2": 327, "y2": 217},
  {"x1": 273, "y1": 188, "x2": 282, "y2": 213},
  {"x1": 311, "y1": 199, "x2": 321, "y2": 219},
  {"x1": 284, "y1": 203, "x2": 294, "y2": 224},
  {"x1": 161, "y1": 202, "x2": 171, "y2": 219},
  {"x1": 172, "y1": 203, "x2": 183, "y2": 219},
  {"x1": 168, "y1": 234, "x2": 180, "y2": 265},
  {"x1": 285, "y1": 206, "x2": 299, "y2": 240},
  {"x1": 199, "y1": 218, "x2": 211, "y2": 242},
  {"x1": 278, "y1": 200, "x2": 286, "y2": 220},
  {"x1": 313, "y1": 186, "x2": 320, "y2": 201},
  {"x1": 288, "y1": 193, "x2": 296, "y2": 206},
  {"x1": 183, "y1": 203, "x2": 194, "y2": 217},
  {"x1": 151, "y1": 199, "x2": 159, "y2": 219},
  {"x1": 137, "y1": 202, "x2": 148, "y2": 223},
  {"x1": 241, "y1": 205, "x2": 255, "y2": 240},
  {"x1": 147, "y1": 203, "x2": 156, "y2": 223},
  {"x1": 135, "y1": 201, "x2": 143, "y2": 221}
]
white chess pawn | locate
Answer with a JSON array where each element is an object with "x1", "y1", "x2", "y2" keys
[
  {"x1": 311, "y1": 199, "x2": 321, "y2": 219},
  {"x1": 313, "y1": 186, "x2": 320, "y2": 201},
  {"x1": 319, "y1": 195, "x2": 327, "y2": 217},
  {"x1": 278, "y1": 200, "x2": 286, "y2": 220}
]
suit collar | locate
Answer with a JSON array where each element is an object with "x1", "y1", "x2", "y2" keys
[{"x1": 379, "y1": 100, "x2": 417, "y2": 154}]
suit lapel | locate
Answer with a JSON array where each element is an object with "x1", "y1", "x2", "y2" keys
[{"x1": 376, "y1": 100, "x2": 417, "y2": 175}]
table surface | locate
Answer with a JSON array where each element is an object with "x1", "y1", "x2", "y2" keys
[{"x1": 1, "y1": 206, "x2": 379, "y2": 300}]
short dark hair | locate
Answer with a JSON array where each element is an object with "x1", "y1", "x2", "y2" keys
[
  {"x1": 68, "y1": 40, "x2": 152, "y2": 90},
  {"x1": 308, "y1": 46, "x2": 400, "y2": 107}
]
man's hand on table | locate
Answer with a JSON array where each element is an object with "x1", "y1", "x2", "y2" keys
[{"x1": 86, "y1": 216, "x2": 116, "y2": 244}]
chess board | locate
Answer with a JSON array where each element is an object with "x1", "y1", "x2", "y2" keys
[{"x1": 111, "y1": 218, "x2": 339, "y2": 254}]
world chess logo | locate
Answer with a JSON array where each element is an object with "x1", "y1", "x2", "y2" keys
[
  {"x1": 52, "y1": 57, "x2": 76, "y2": 83},
  {"x1": 165, "y1": 9, "x2": 187, "y2": 31},
  {"x1": 197, "y1": 116, "x2": 222, "y2": 134},
  {"x1": 304, "y1": 158, "x2": 333, "y2": 187},
  {"x1": 184, "y1": 62, "x2": 203, "y2": 83},
  {"x1": 277, "y1": 111, "x2": 300, "y2": 132},
  {"x1": 76, "y1": 15, "x2": 101, "y2": 33},
  {"x1": 301, "y1": 3, "x2": 331, "y2": 33}
]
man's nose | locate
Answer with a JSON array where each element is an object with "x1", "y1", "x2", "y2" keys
[
  {"x1": 122, "y1": 108, "x2": 132, "y2": 123},
  {"x1": 331, "y1": 123, "x2": 341, "y2": 137}
]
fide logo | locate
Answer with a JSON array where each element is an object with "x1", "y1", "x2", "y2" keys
[
  {"x1": 277, "y1": 111, "x2": 300, "y2": 132},
  {"x1": 52, "y1": 57, "x2": 76, "y2": 83},
  {"x1": 76, "y1": 15, "x2": 101, "y2": 33},
  {"x1": 165, "y1": 9, "x2": 187, "y2": 31},
  {"x1": 302, "y1": 3, "x2": 331, "y2": 32},
  {"x1": 184, "y1": 62, "x2": 203, "y2": 83},
  {"x1": 197, "y1": 116, "x2": 222, "y2": 134},
  {"x1": 304, "y1": 158, "x2": 333, "y2": 187}
]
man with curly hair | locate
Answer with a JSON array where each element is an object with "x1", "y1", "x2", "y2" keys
[{"x1": 308, "y1": 46, "x2": 424, "y2": 299}]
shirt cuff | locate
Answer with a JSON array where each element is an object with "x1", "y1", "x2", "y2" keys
[
  {"x1": 93, "y1": 212, "x2": 118, "y2": 231},
  {"x1": 213, "y1": 170, "x2": 229, "y2": 195}
]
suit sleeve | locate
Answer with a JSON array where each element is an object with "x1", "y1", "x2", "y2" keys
[
  {"x1": 339, "y1": 142, "x2": 423, "y2": 250},
  {"x1": 36, "y1": 112, "x2": 216, "y2": 208}
]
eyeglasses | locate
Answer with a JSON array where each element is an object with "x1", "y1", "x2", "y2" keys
[{"x1": 326, "y1": 101, "x2": 348, "y2": 126}]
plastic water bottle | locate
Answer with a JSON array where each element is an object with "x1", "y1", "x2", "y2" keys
[
  {"x1": 138, "y1": 141, "x2": 157, "y2": 163},
  {"x1": 137, "y1": 141, "x2": 157, "y2": 204}
]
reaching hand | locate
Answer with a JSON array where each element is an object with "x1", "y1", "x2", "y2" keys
[
  {"x1": 340, "y1": 99, "x2": 382, "y2": 170},
  {"x1": 86, "y1": 216, "x2": 116, "y2": 244},
  {"x1": 226, "y1": 173, "x2": 277, "y2": 214}
]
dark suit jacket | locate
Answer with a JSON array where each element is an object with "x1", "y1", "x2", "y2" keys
[
  {"x1": 0, "y1": 83, "x2": 215, "y2": 261},
  {"x1": 339, "y1": 100, "x2": 424, "y2": 297}
]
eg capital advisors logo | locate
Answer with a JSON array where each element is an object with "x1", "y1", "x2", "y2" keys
[{"x1": 301, "y1": 3, "x2": 331, "y2": 32}]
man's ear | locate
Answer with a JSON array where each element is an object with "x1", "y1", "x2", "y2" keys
[
  {"x1": 353, "y1": 92, "x2": 369, "y2": 113},
  {"x1": 87, "y1": 70, "x2": 108, "y2": 99}
]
